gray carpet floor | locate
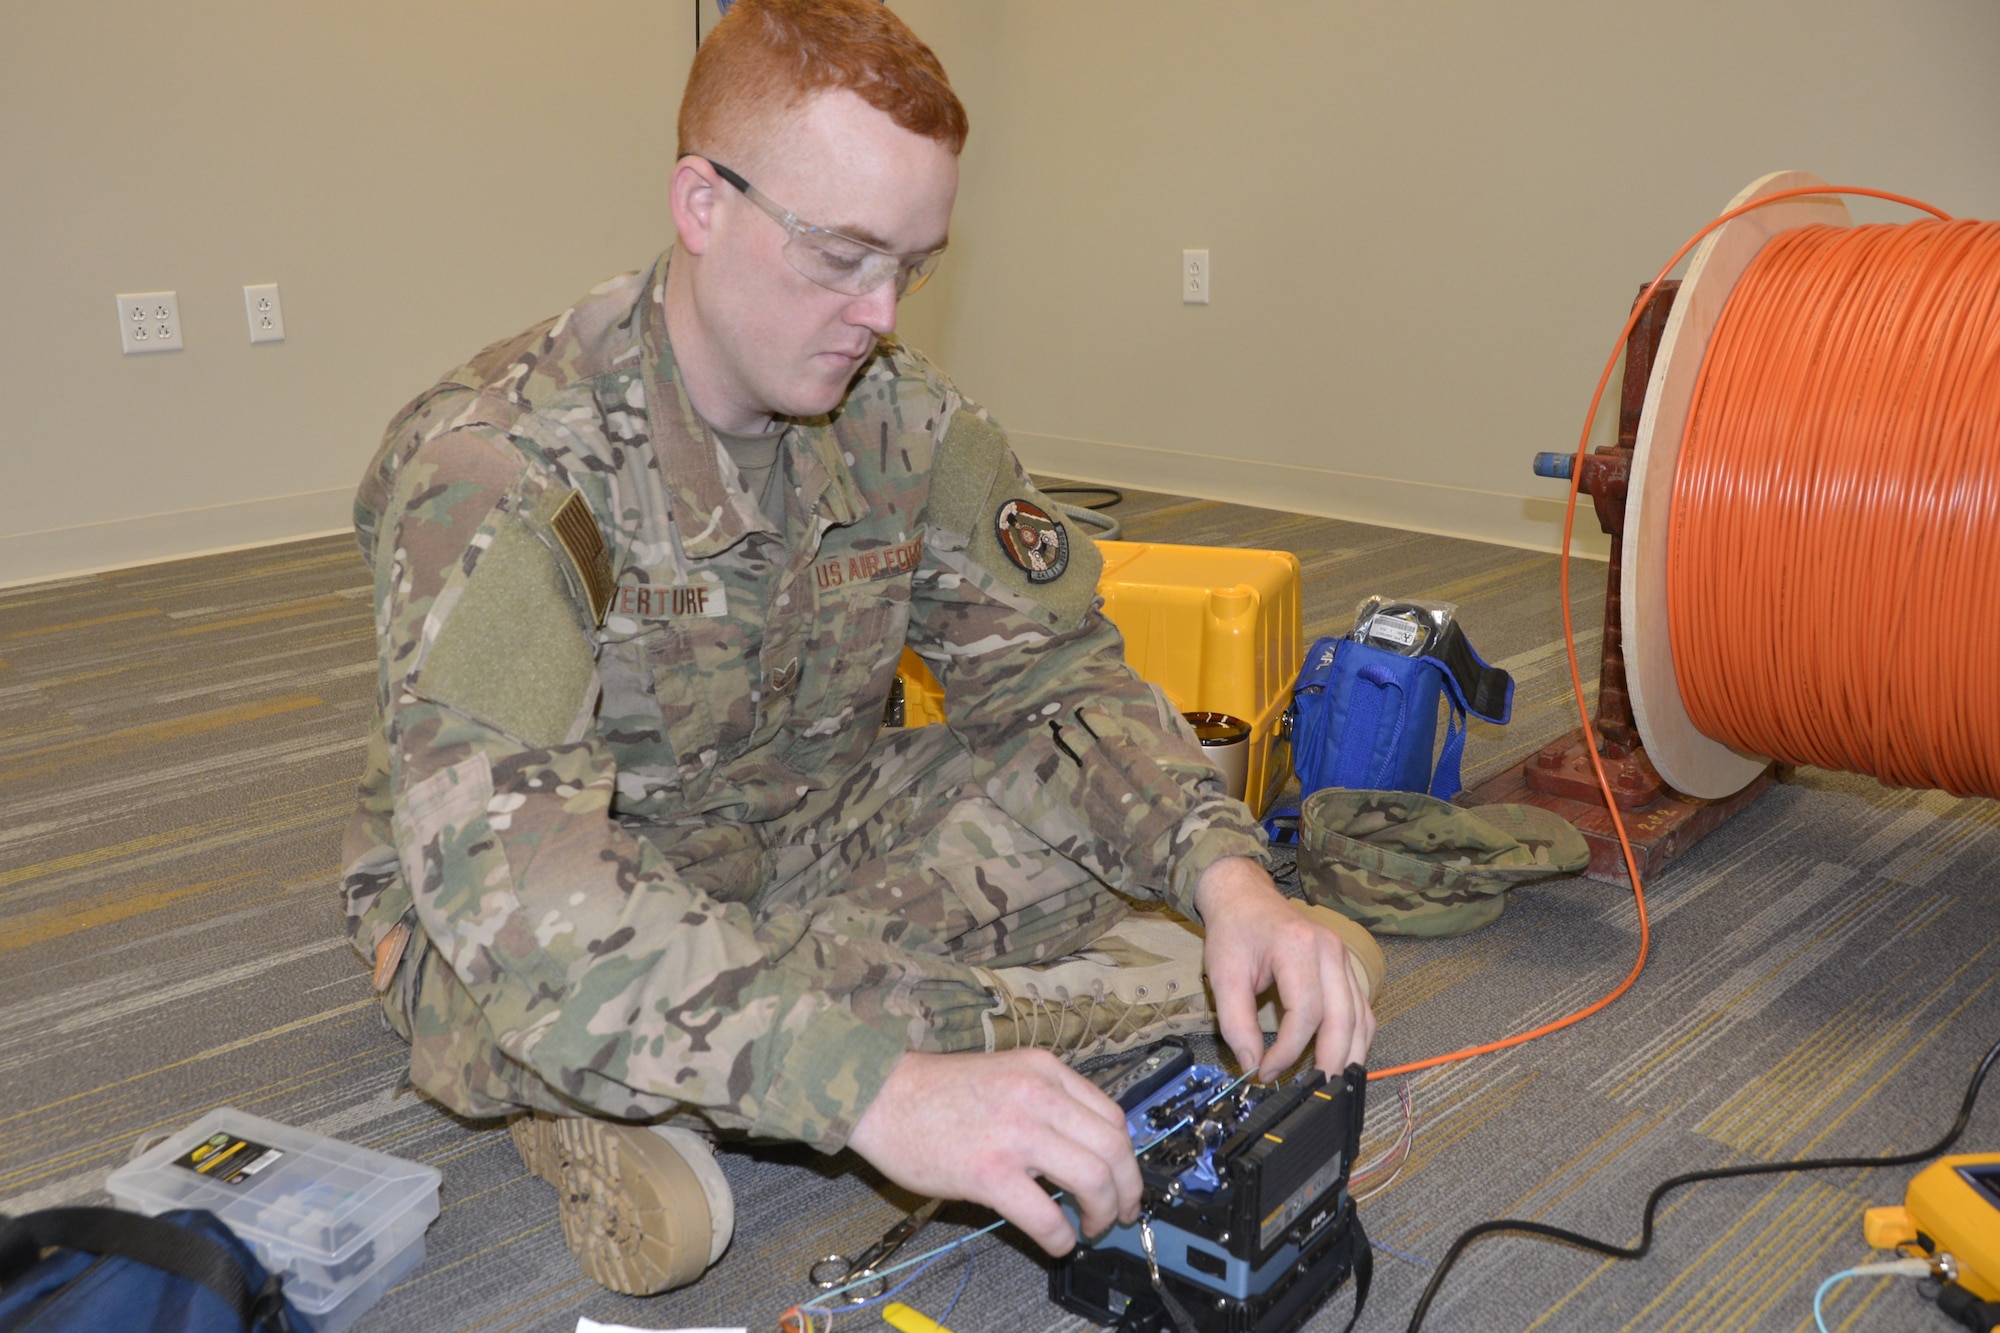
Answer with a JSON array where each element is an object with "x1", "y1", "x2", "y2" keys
[{"x1": 2, "y1": 483, "x2": 1994, "y2": 1333}]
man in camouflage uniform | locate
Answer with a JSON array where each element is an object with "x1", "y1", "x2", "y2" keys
[{"x1": 342, "y1": 0, "x2": 1382, "y2": 1295}]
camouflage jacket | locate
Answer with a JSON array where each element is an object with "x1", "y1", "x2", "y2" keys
[{"x1": 341, "y1": 252, "x2": 1265, "y2": 1148}]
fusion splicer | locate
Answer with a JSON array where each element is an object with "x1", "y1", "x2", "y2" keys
[{"x1": 1051, "y1": 1040, "x2": 1371, "y2": 1333}]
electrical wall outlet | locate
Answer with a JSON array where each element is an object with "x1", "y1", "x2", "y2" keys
[
  {"x1": 243, "y1": 283, "x2": 286, "y2": 344},
  {"x1": 117, "y1": 291, "x2": 183, "y2": 354},
  {"x1": 1182, "y1": 249, "x2": 1210, "y2": 305}
]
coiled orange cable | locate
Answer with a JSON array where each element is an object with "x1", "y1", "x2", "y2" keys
[
  {"x1": 1670, "y1": 219, "x2": 2000, "y2": 798},
  {"x1": 1370, "y1": 185, "x2": 1957, "y2": 1082}
]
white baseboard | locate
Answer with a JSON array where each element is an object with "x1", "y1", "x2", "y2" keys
[
  {"x1": 1012, "y1": 431, "x2": 1611, "y2": 561},
  {"x1": 1, "y1": 442, "x2": 1604, "y2": 591},
  {"x1": 0, "y1": 487, "x2": 357, "y2": 588}
]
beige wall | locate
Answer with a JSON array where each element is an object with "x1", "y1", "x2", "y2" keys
[
  {"x1": 1, "y1": 2, "x2": 701, "y2": 583},
  {"x1": 902, "y1": 0, "x2": 2000, "y2": 555},
  {"x1": 7, "y1": 2, "x2": 1999, "y2": 582}
]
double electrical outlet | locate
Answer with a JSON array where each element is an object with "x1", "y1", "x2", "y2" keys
[
  {"x1": 1182, "y1": 249, "x2": 1210, "y2": 305},
  {"x1": 116, "y1": 284, "x2": 287, "y2": 355}
]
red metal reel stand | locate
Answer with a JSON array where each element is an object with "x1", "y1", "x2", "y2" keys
[{"x1": 1461, "y1": 280, "x2": 1775, "y2": 886}]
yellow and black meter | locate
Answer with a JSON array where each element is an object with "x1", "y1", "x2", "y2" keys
[{"x1": 1865, "y1": 1153, "x2": 2000, "y2": 1301}]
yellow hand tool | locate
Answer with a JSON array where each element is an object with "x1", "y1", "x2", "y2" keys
[{"x1": 881, "y1": 1301, "x2": 953, "y2": 1333}]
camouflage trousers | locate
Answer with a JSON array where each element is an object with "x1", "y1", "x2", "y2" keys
[{"x1": 394, "y1": 723, "x2": 1135, "y2": 1130}]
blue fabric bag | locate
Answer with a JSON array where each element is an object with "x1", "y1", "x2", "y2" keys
[
  {"x1": 1287, "y1": 622, "x2": 1515, "y2": 804},
  {"x1": 0, "y1": 1206, "x2": 300, "y2": 1332}
]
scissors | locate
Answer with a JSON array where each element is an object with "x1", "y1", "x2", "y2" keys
[{"x1": 807, "y1": 1197, "x2": 943, "y2": 1301}]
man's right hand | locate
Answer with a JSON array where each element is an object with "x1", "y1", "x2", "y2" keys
[{"x1": 845, "y1": 1049, "x2": 1141, "y2": 1256}]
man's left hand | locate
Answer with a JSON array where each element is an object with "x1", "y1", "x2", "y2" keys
[{"x1": 1195, "y1": 856, "x2": 1376, "y2": 1081}]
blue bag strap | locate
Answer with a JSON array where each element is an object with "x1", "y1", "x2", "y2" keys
[
  {"x1": 1427, "y1": 693, "x2": 1469, "y2": 801},
  {"x1": 1334, "y1": 661, "x2": 1408, "y2": 790},
  {"x1": 0, "y1": 1207, "x2": 296, "y2": 1331}
]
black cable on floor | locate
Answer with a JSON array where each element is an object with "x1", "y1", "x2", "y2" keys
[
  {"x1": 1406, "y1": 1033, "x2": 2000, "y2": 1331},
  {"x1": 1040, "y1": 484, "x2": 1124, "y2": 511}
]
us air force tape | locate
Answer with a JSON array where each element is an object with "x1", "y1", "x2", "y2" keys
[{"x1": 994, "y1": 498, "x2": 1069, "y2": 583}]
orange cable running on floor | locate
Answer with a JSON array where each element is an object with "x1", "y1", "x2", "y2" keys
[{"x1": 1369, "y1": 186, "x2": 1957, "y2": 1082}]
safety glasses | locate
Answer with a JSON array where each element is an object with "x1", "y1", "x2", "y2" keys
[{"x1": 692, "y1": 156, "x2": 945, "y2": 299}]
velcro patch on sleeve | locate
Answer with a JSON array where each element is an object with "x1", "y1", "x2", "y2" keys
[
  {"x1": 415, "y1": 516, "x2": 598, "y2": 748},
  {"x1": 550, "y1": 488, "x2": 615, "y2": 625},
  {"x1": 926, "y1": 409, "x2": 1008, "y2": 540}
]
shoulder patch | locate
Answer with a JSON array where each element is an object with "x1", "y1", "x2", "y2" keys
[
  {"x1": 549, "y1": 488, "x2": 614, "y2": 625},
  {"x1": 928, "y1": 405, "x2": 1103, "y2": 625},
  {"x1": 994, "y1": 499, "x2": 1070, "y2": 583}
]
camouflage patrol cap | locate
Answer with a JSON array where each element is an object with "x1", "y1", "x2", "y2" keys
[{"x1": 1298, "y1": 789, "x2": 1588, "y2": 937}]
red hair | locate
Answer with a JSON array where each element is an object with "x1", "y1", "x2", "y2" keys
[{"x1": 677, "y1": 0, "x2": 968, "y2": 162}]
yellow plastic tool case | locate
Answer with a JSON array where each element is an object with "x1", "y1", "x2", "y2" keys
[
  {"x1": 897, "y1": 646, "x2": 948, "y2": 729},
  {"x1": 1094, "y1": 541, "x2": 1302, "y2": 815},
  {"x1": 895, "y1": 541, "x2": 1302, "y2": 815}
]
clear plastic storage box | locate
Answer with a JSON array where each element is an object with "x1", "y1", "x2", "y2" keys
[{"x1": 106, "y1": 1107, "x2": 442, "y2": 1332}]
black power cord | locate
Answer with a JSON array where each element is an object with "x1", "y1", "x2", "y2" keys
[
  {"x1": 1038, "y1": 485, "x2": 1126, "y2": 541},
  {"x1": 1406, "y1": 1034, "x2": 2000, "y2": 1331},
  {"x1": 1038, "y1": 484, "x2": 1125, "y2": 511}
]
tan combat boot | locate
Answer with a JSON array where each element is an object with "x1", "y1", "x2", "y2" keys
[
  {"x1": 510, "y1": 1113, "x2": 734, "y2": 1295},
  {"x1": 975, "y1": 901, "x2": 1385, "y2": 1062}
]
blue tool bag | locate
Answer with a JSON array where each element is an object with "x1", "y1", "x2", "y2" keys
[
  {"x1": 0, "y1": 1206, "x2": 299, "y2": 1332},
  {"x1": 1287, "y1": 608, "x2": 1514, "y2": 804}
]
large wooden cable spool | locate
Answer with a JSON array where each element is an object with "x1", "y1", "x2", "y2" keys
[
  {"x1": 1630, "y1": 169, "x2": 2000, "y2": 802},
  {"x1": 1624, "y1": 170, "x2": 1853, "y2": 799},
  {"x1": 1482, "y1": 169, "x2": 1999, "y2": 880}
]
